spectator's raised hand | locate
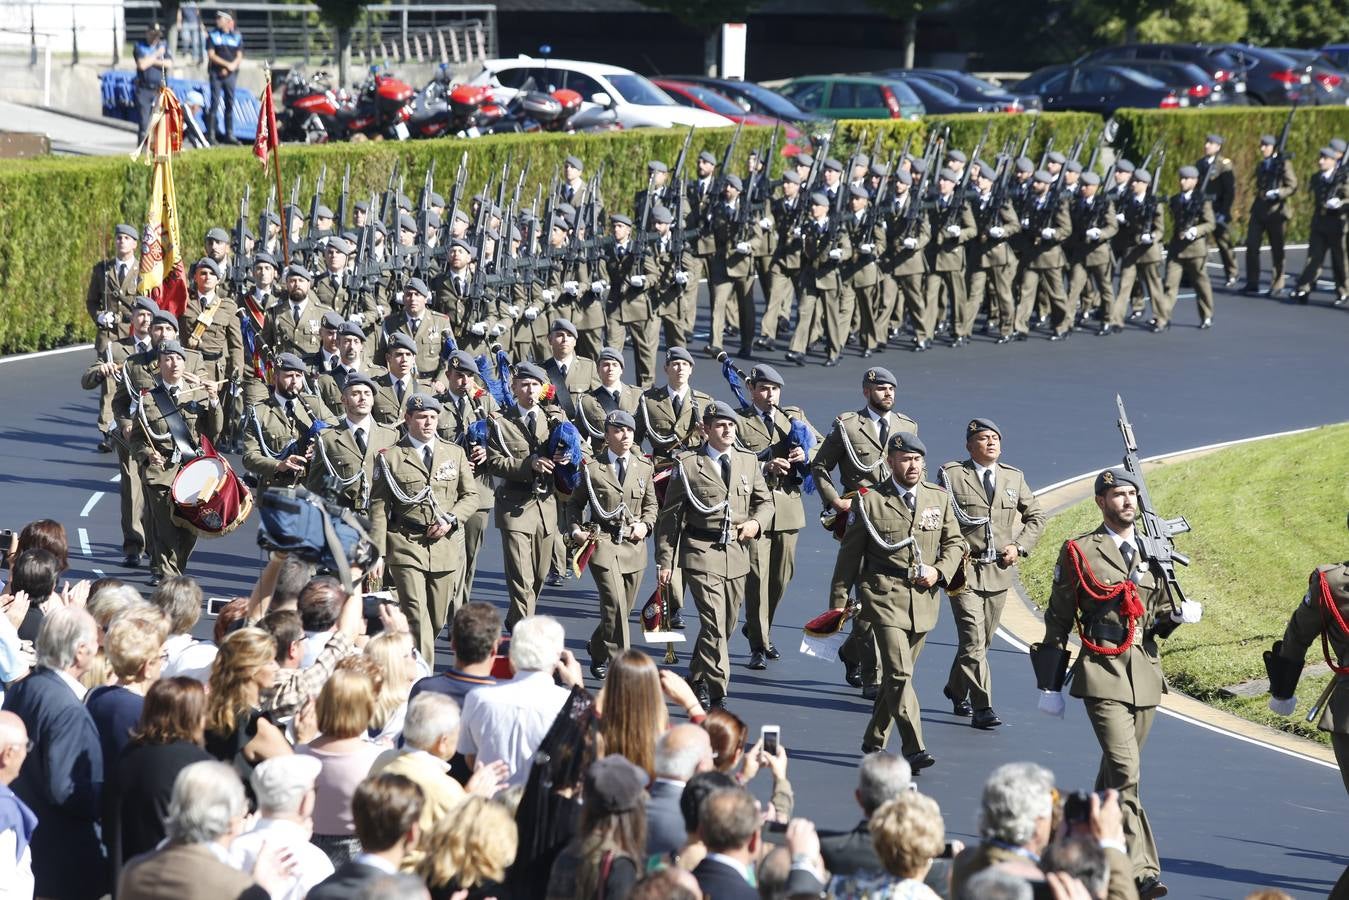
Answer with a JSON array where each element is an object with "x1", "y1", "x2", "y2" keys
[
  {"x1": 466, "y1": 759, "x2": 510, "y2": 797},
  {"x1": 759, "y1": 741, "x2": 788, "y2": 782},
  {"x1": 658, "y1": 668, "x2": 703, "y2": 716},
  {"x1": 1, "y1": 590, "x2": 30, "y2": 628},
  {"x1": 554, "y1": 648, "x2": 584, "y2": 688}
]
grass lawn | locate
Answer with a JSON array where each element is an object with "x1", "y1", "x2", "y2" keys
[{"x1": 1020, "y1": 423, "x2": 1349, "y2": 745}]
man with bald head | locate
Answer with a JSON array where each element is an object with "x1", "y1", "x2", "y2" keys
[
  {"x1": 647, "y1": 724, "x2": 715, "y2": 857},
  {"x1": 0, "y1": 711, "x2": 35, "y2": 898}
]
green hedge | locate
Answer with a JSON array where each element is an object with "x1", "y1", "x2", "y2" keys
[{"x1": 5, "y1": 107, "x2": 1341, "y2": 354}]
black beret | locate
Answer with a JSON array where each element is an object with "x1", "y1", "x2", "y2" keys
[
  {"x1": 1094, "y1": 466, "x2": 1139, "y2": 495},
  {"x1": 966, "y1": 417, "x2": 1001, "y2": 438},
  {"x1": 863, "y1": 367, "x2": 897, "y2": 387},
  {"x1": 887, "y1": 431, "x2": 925, "y2": 456}
]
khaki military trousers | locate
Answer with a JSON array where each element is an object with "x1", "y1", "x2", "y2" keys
[
  {"x1": 116, "y1": 439, "x2": 148, "y2": 556},
  {"x1": 455, "y1": 508, "x2": 490, "y2": 609},
  {"x1": 1016, "y1": 266, "x2": 1070, "y2": 334},
  {"x1": 587, "y1": 563, "x2": 644, "y2": 667},
  {"x1": 1212, "y1": 221, "x2": 1237, "y2": 280},
  {"x1": 1245, "y1": 213, "x2": 1289, "y2": 292},
  {"x1": 710, "y1": 269, "x2": 755, "y2": 353},
  {"x1": 865, "y1": 624, "x2": 929, "y2": 755},
  {"x1": 392, "y1": 559, "x2": 460, "y2": 662},
  {"x1": 1084, "y1": 699, "x2": 1160, "y2": 882},
  {"x1": 745, "y1": 529, "x2": 799, "y2": 651},
  {"x1": 967, "y1": 265, "x2": 1015, "y2": 338},
  {"x1": 944, "y1": 587, "x2": 1007, "y2": 710},
  {"x1": 823, "y1": 286, "x2": 856, "y2": 360},
  {"x1": 688, "y1": 571, "x2": 747, "y2": 702},
  {"x1": 761, "y1": 263, "x2": 798, "y2": 339},
  {"x1": 682, "y1": 254, "x2": 712, "y2": 336},
  {"x1": 926, "y1": 270, "x2": 965, "y2": 335},
  {"x1": 1112, "y1": 261, "x2": 1163, "y2": 328},
  {"x1": 1160, "y1": 255, "x2": 1213, "y2": 326},
  {"x1": 146, "y1": 483, "x2": 196, "y2": 577},
  {"x1": 1067, "y1": 261, "x2": 1115, "y2": 324},
  {"x1": 1296, "y1": 224, "x2": 1348, "y2": 296},
  {"x1": 503, "y1": 526, "x2": 551, "y2": 630},
  {"x1": 608, "y1": 316, "x2": 660, "y2": 389}
]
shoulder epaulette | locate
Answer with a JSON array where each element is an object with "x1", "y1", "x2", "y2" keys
[
  {"x1": 836, "y1": 411, "x2": 857, "y2": 423},
  {"x1": 997, "y1": 462, "x2": 1023, "y2": 474}
]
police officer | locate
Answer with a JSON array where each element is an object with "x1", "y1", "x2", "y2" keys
[
  {"x1": 937, "y1": 419, "x2": 1044, "y2": 729},
  {"x1": 369, "y1": 393, "x2": 480, "y2": 661},
  {"x1": 1196, "y1": 134, "x2": 1237, "y2": 287},
  {"x1": 566, "y1": 409, "x2": 658, "y2": 679},
  {"x1": 1243, "y1": 133, "x2": 1299, "y2": 296},
  {"x1": 656, "y1": 401, "x2": 773, "y2": 710},
  {"x1": 307, "y1": 372, "x2": 398, "y2": 518},
  {"x1": 733, "y1": 364, "x2": 821, "y2": 668},
  {"x1": 786, "y1": 191, "x2": 850, "y2": 366},
  {"x1": 1291, "y1": 147, "x2": 1349, "y2": 306},
  {"x1": 1159, "y1": 165, "x2": 1216, "y2": 332},
  {"x1": 205, "y1": 9, "x2": 244, "y2": 144},
  {"x1": 434, "y1": 351, "x2": 497, "y2": 607},
  {"x1": 830, "y1": 432, "x2": 963, "y2": 768},
  {"x1": 132, "y1": 22, "x2": 172, "y2": 142},
  {"x1": 241, "y1": 352, "x2": 328, "y2": 495}
]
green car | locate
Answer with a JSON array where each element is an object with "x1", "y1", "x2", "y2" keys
[{"x1": 776, "y1": 75, "x2": 926, "y2": 120}]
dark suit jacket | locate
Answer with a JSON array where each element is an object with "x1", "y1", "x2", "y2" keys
[
  {"x1": 645, "y1": 779, "x2": 687, "y2": 858},
  {"x1": 307, "y1": 860, "x2": 388, "y2": 900},
  {"x1": 820, "y1": 820, "x2": 952, "y2": 898},
  {"x1": 693, "y1": 857, "x2": 760, "y2": 900},
  {"x1": 118, "y1": 842, "x2": 267, "y2": 900},
  {"x1": 2, "y1": 667, "x2": 109, "y2": 900}
]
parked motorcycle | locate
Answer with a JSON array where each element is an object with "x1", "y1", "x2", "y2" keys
[
  {"x1": 406, "y1": 65, "x2": 505, "y2": 139},
  {"x1": 485, "y1": 83, "x2": 620, "y2": 135},
  {"x1": 279, "y1": 65, "x2": 415, "y2": 143}
]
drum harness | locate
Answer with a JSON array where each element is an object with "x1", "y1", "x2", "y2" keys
[{"x1": 138, "y1": 384, "x2": 201, "y2": 466}]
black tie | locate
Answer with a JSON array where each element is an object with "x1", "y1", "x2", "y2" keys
[
  {"x1": 878, "y1": 416, "x2": 890, "y2": 452},
  {"x1": 285, "y1": 399, "x2": 296, "y2": 421},
  {"x1": 526, "y1": 410, "x2": 537, "y2": 435},
  {"x1": 136, "y1": 340, "x2": 147, "y2": 354},
  {"x1": 410, "y1": 318, "x2": 420, "y2": 334},
  {"x1": 763, "y1": 410, "x2": 773, "y2": 432},
  {"x1": 422, "y1": 445, "x2": 433, "y2": 470},
  {"x1": 1121, "y1": 541, "x2": 1136, "y2": 568},
  {"x1": 559, "y1": 363, "x2": 568, "y2": 378},
  {"x1": 720, "y1": 454, "x2": 732, "y2": 489},
  {"x1": 117, "y1": 262, "x2": 127, "y2": 283},
  {"x1": 672, "y1": 393, "x2": 684, "y2": 417},
  {"x1": 616, "y1": 456, "x2": 627, "y2": 485},
  {"x1": 903, "y1": 490, "x2": 916, "y2": 512},
  {"x1": 168, "y1": 385, "x2": 179, "y2": 403},
  {"x1": 354, "y1": 426, "x2": 367, "y2": 454},
  {"x1": 983, "y1": 469, "x2": 995, "y2": 503},
  {"x1": 455, "y1": 275, "x2": 465, "y2": 294},
  {"x1": 293, "y1": 303, "x2": 302, "y2": 323},
  {"x1": 456, "y1": 396, "x2": 466, "y2": 420}
]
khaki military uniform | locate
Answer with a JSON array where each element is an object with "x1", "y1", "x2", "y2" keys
[
  {"x1": 82, "y1": 336, "x2": 154, "y2": 557},
  {"x1": 542, "y1": 355, "x2": 600, "y2": 422},
  {"x1": 938, "y1": 460, "x2": 1045, "y2": 710},
  {"x1": 85, "y1": 258, "x2": 141, "y2": 430},
  {"x1": 925, "y1": 194, "x2": 978, "y2": 338},
  {"x1": 1013, "y1": 193, "x2": 1073, "y2": 336},
  {"x1": 372, "y1": 372, "x2": 434, "y2": 426},
  {"x1": 369, "y1": 437, "x2": 480, "y2": 660},
  {"x1": 735, "y1": 403, "x2": 821, "y2": 652},
  {"x1": 574, "y1": 383, "x2": 643, "y2": 456},
  {"x1": 565, "y1": 452, "x2": 658, "y2": 666},
  {"x1": 1065, "y1": 194, "x2": 1117, "y2": 325},
  {"x1": 655, "y1": 448, "x2": 773, "y2": 702},
  {"x1": 644, "y1": 235, "x2": 691, "y2": 352},
  {"x1": 1245, "y1": 155, "x2": 1298, "y2": 292},
  {"x1": 967, "y1": 195, "x2": 1021, "y2": 339},
  {"x1": 435, "y1": 387, "x2": 498, "y2": 607},
  {"x1": 181, "y1": 292, "x2": 244, "y2": 441},
  {"x1": 378, "y1": 310, "x2": 454, "y2": 385},
  {"x1": 683, "y1": 176, "x2": 719, "y2": 338},
  {"x1": 1043, "y1": 526, "x2": 1172, "y2": 883},
  {"x1": 603, "y1": 241, "x2": 660, "y2": 388},
  {"x1": 880, "y1": 194, "x2": 932, "y2": 340},
  {"x1": 436, "y1": 267, "x2": 508, "y2": 358},
  {"x1": 841, "y1": 209, "x2": 888, "y2": 351},
  {"x1": 485, "y1": 404, "x2": 565, "y2": 628},
  {"x1": 790, "y1": 218, "x2": 852, "y2": 359},
  {"x1": 1294, "y1": 170, "x2": 1349, "y2": 299},
  {"x1": 829, "y1": 479, "x2": 964, "y2": 754},
  {"x1": 260, "y1": 293, "x2": 332, "y2": 363},
  {"x1": 708, "y1": 199, "x2": 772, "y2": 355},
  {"x1": 315, "y1": 363, "x2": 388, "y2": 415},
  {"x1": 307, "y1": 417, "x2": 399, "y2": 516},
  {"x1": 313, "y1": 270, "x2": 381, "y2": 334},
  {"x1": 762, "y1": 195, "x2": 803, "y2": 342},
  {"x1": 1160, "y1": 193, "x2": 1215, "y2": 327},
  {"x1": 241, "y1": 393, "x2": 330, "y2": 495},
  {"x1": 1196, "y1": 153, "x2": 1237, "y2": 282},
  {"x1": 547, "y1": 259, "x2": 604, "y2": 360},
  {"x1": 1111, "y1": 195, "x2": 1165, "y2": 329}
]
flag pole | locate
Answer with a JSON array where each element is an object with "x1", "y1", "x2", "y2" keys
[{"x1": 263, "y1": 66, "x2": 290, "y2": 264}]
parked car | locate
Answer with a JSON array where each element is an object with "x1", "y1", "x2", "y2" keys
[
  {"x1": 668, "y1": 75, "x2": 830, "y2": 123},
  {"x1": 1213, "y1": 44, "x2": 1327, "y2": 105},
  {"x1": 871, "y1": 70, "x2": 1004, "y2": 113},
  {"x1": 1268, "y1": 49, "x2": 1349, "y2": 105},
  {"x1": 1076, "y1": 43, "x2": 1248, "y2": 98},
  {"x1": 902, "y1": 68, "x2": 1042, "y2": 111},
  {"x1": 1088, "y1": 57, "x2": 1239, "y2": 106},
  {"x1": 653, "y1": 79, "x2": 803, "y2": 135},
  {"x1": 776, "y1": 75, "x2": 925, "y2": 120},
  {"x1": 1322, "y1": 45, "x2": 1349, "y2": 72},
  {"x1": 1014, "y1": 63, "x2": 1186, "y2": 115},
  {"x1": 468, "y1": 57, "x2": 732, "y2": 129}
]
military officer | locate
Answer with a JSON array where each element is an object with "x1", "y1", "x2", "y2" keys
[
  {"x1": 182, "y1": 256, "x2": 244, "y2": 394},
  {"x1": 541, "y1": 318, "x2": 599, "y2": 421},
  {"x1": 785, "y1": 191, "x2": 851, "y2": 367},
  {"x1": 1291, "y1": 147, "x2": 1349, "y2": 306},
  {"x1": 937, "y1": 419, "x2": 1045, "y2": 729},
  {"x1": 1158, "y1": 165, "x2": 1216, "y2": 332},
  {"x1": 637, "y1": 346, "x2": 713, "y2": 468},
  {"x1": 312, "y1": 236, "x2": 375, "y2": 329},
  {"x1": 434, "y1": 351, "x2": 497, "y2": 607},
  {"x1": 966, "y1": 161, "x2": 1021, "y2": 345},
  {"x1": 683, "y1": 150, "x2": 721, "y2": 340},
  {"x1": 1062, "y1": 172, "x2": 1117, "y2": 335},
  {"x1": 317, "y1": 321, "x2": 385, "y2": 413},
  {"x1": 880, "y1": 169, "x2": 932, "y2": 349},
  {"x1": 1107, "y1": 171, "x2": 1165, "y2": 336},
  {"x1": 733, "y1": 364, "x2": 821, "y2": 668},
  {"x1": 759, "y1": 172, "x2": 804, "y2": 351},
  {"x1": 574, "y1": 347, "x2": 642, "y2": 455},
  {"x1": 484, "y1": 361, "x2": 569, "y2": 629},
  {"x1": 830, "y1": 432, "x2": 963, "y2": 768},
  {"x1": 633, "y1": 159, "x2": 672, "y2": 224},
  {"x1": 307, "y1": 311, "x2": 343, "y2": 375},
  {"x1": 1243, "y1": 133, "x2": 1299, "y2": 296},
  {"x1": 925, "y1": 169, "x2": 977, "y2": 348},
  {"x1": 241, "y1": 352, "x2": 329, "y2": 495},
  {"x1": 1040, "y1": 468, "x2": 1200, "y2": 899},
  {"x1": 1196, "y1": 133, "x2": 1237, "y2": 287},
  {"x1": 547, "y1": 216, "x2": 606, "y2": 360},
  {"x1": 811, "y1": 367, "x2": 919, "y2": 694},
  {"x1": 379, "y1": 278, "x2": 452, "y2": 391},
  {"x1": 603, "y1": 213, "x2": 660, "y2": 388},
  {"x1": 261, "y1": 265, "x2": 335, "y2": 359},
  {"x1": 369, "y1": 393, "x2": 480, "y2": 661},
  {"x1": 566, "y1": 409, "x2": 658, "y2": 679},
  {"x1": 307, "y1": 372, "x2": 398, "y2": 518},
  {"x1": 1014, "y1": 171, "x2": 1074, "y2": 341},
  {"x1": 132, "y1": 340, "x2": 224, "y2": 583},
  {"x1": 707, "y1": 174, "x2": 769, "y2": 360},
  {"x1": 656, "y1": 401, "x2": 772, "y2": 709},
  {"x1": 372, "y1": 333, "x2": 433, "y2": 426},
  {"x1": 86, "y1": 223, "x2": 143, "y2": 445}
]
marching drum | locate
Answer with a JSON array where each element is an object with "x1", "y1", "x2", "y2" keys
[{"x1": 171, "y1": 454, "x2": 253, "y2": 536}]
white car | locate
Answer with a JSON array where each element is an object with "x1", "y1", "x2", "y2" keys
[{"x1": 469, "y1": 57, "x2": 733, "y2": 129}]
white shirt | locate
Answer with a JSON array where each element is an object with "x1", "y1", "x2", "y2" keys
[
  {"x1": 0, "y1": 828, "x2": 34, "y2": 900},
  {"x1": 54, "y1": 667, "x2": 87, "y2": 702},
  {"x1": 973, "y1": 460, "x2": 995, "y2": 491},
  {"x1": 704, "y1": 445, "x2": 730, "y2": 464},
  {"x1": 231, "y1": 818, "x2": 334, "y2": 900},
  {"x1": 607, "y1": 449, "x2": 631, "y2": 480},
  {"x1": 162, "y1": 633, "x2": 217, "y2": 683},
  {"x1": 407, "y1": 435, "x2": 433, "y2": 459},
  {"x1": 344, "y1": 415, "x2": 373, "y2": 435},
  {"x1": 865, "y1": 407, "x2": 891, "y2": 441},
  {"x1": 300, "y1": 629, "x2": 334, "y2": 669},
  {"x1": 706, "y1": 852, "x2": 755, "y2": 884},
  {"x1": 668, "y1": 386, "x2": 689, "y2": 404},
  {"x1": 1103, "y1": 525, "x2": 1138, "y2": 563},
  {"x1": 457, "y1": 670, "x2": 571, "y2": 787}
]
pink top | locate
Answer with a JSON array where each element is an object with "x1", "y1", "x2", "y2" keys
[{"x1": 298, "y1": 741, "x2": 384, "y2": 835}]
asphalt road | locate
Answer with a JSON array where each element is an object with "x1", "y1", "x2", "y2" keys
[{"x1": 7, "y1": 245, "x2": 1348, "y2": 897}]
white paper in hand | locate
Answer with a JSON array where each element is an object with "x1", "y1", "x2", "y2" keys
[
  {"x1": 1038, "y1": 690, "x2": 1066, "y2": 718},
  {"x1": 1268, "y1": 695, "x2": 1297, "y2": 717}
]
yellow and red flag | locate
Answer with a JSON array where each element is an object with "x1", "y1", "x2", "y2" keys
[{"x1": 136, "y1": 86, "x2": 188, "y2": 319}]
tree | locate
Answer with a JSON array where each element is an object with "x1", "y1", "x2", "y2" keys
[
  {"x1": 315, "y1": 0, "x2": 369, "y2": 87},
  {"x1": 1095, "y1": 0, "x2": 1248, "y2": 43},
  {"x1": 159, "y1": 0, "x2": 182, "y2": 64},
  {"x1": 632, "y1": 0, "x2": 763, "y2": 76},
  {"x1": 1247, "y1": 0, "x2": 1349, "y2": 48},
  {"x1": 867, "y1": 0, "x2": 925, "y2": 69}
]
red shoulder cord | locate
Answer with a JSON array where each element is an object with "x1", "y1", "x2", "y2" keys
[
  {"x1": 1066, "y1": 539, "x2": 1145, "y2": 657},
  {"x1": 1313, "y1": 569, "x2": 1349, "y2": 676}
]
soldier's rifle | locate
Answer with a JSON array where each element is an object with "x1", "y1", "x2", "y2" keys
[
  {"x1": 1139, "y1": 148, "x2": 1166, "y2": 231},
  {"x1": 978, "y1": 153, "x2": 1015, "y2": 232},
  {"x1": 304, "y1": 164, "x2": 328, "y2": 266},
  {"x1": 336, "y1": 163, "x2": 350, "y2": 234},
  {"x1": 413, "y1": 163, "x2": 435, "y2": 281},
  {"x1": 1089, "y1": 160, "x2": 1119, "y2": 231},
  {"x1": 378, "y1": 160, "x2": 401, "y2": 227},
  {"x1": 1138, "y1": 138, "x2": 1165, "y2": 177},
  {"x1": 713, "y1": 118, "x2": 745, "y2": 197},
  {"x1": 1037, "y1": 136, "x2": 1055, "y2": 171},
  {"x1": 284, "y1": 174, "x2": 303, "y2": 263},
  {"x1": 229, "y1": 186, "x2": 252, "y2": 299},
  {"x1": 467, "y1": 182, "x2": 494, "y2": 326},
  {"x1": 668, "y1": 132, "x2": 692, "y2": 278},
  {"x1": 736, "y1": 126, "x2": 778, "y2": 245},
  {"x1": 789, "y1": 131, "x2": 830, "y2": 235},
  {"x1": 1177, "y1": 156, "x2": 1216, "y2": 233},
  {"x1": 1018, "y1": 116, "x2": 1039, "y2": 162},
  {"x1": 901, "y1": 129, "x2": 944, "y2": 238},
  {"x1": 861, "y1": 154, "x2": 892, "y2": 241},
  {"x1": 1264, "y1": 101, "x2": 1299, "y2": 192},
  {"x1": 943, "y1": 122, "x2": 990, "y2": 231}
]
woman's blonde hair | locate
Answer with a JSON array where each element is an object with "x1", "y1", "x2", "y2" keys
[
  {"x1": 599, "y1": 650, "x2": 666, "y2": 777},
  {"x1": 206, "y1": 628, "x2": 276, "y2": 735},
  {"x1": 365, "y1": 631, "x2": 417, "y2": 732},
  {"x1": 416, "y1": 795, "x2": 518, "y2": 889},
  {"x1": 316, "y1": 666, "x2": 378, "y2": 739},
  {"x1": 870, "y1": 791, "x2": 946, "y2": 879},
  {"x1": 106, "y1": 605, "x2": 170, "y2": 681}
]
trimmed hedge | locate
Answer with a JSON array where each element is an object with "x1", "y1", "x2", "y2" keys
[{"x1": 4, "y1": 107, "x2": 1342, "y2": 354}]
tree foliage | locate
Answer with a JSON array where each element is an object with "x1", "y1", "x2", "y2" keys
[
  {"x1": 1100, "y1": 0, "x2": 1249, "y2": 44},
  {"x1": 1246, "y1": 0, "x2": 1349, "y2": 48}
]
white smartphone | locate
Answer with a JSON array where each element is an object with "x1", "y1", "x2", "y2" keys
[
  {"x1": 761, "y1": 724, "x2": 780, "y2": 756},
  {"x1": 206, "y1": 597, "x2": 234, "y2": 617}
]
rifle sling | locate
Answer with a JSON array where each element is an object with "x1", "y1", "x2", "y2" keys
[{"x1": 188, "y1": 301, "x2": 220, "y2": 350}]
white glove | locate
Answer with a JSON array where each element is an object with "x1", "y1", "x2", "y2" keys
[
  {"x1": 591, "y1": 279, "x2": 608, "y2": 294},
  {"x1": 902, "y1": 237, "x2": 918, "y2": 250},
  {"x1": 1183, "y1": 227, "x2": 1198, "y2": 242},
  {"x1": 1040, "y1": 227, "x2": 1056, "y2": 240},
  {"x1": 377, "y1": 304, "x2": 389, "y2": 318},
  {"x1": 791, "y1": 226, "x2": 803, "y2": 239},
  {"x1": 470, "y1": 321, "x2": 487, "y2": 335},
  {"x1": 524, "y1": 306, "x2": 540, "y2": 320},
  {"x1": 735, "y1": 241, "x2": 752, "y2": 255},
  {"x1": 989, "y1": 226, "x2": 1006, "y2": 239},
  {"x1": 1170, "y1": 600, "x2": 1202, "y2": 624},
  {"x1": 828, "y1": 248, "x2": 844, "y2": 261},
  {"x1": 1265, "y1": 189, "x2": 1281, "y2": 200},
  {"x1": 758, "y1": 217, "x2": 772, "y2": 229},
  {"x1": 1327, "y1": 197, "x2": 1344, "y2": 210},
  {"x1": 562, "y1": 280, "x2": 579, "y2": 295},
  {"x1": 490, "y1": 323, "x2": 506, "y2": 336},
  {"x1": 1038, "y1": 690, "x2": 1066, "y2": 718},
  {"x1": 1020, "y1": 217, "x2": 1031, "y2": 228},
  {"x1": 859, "y1": 242, "x2": 875, "y2": 255},
  {"x1": 1085, "y1": 227, "x2": 1101, "y2": 241},
  {"x1": 1268, "y1": 695, "x2": 1298, "y2": 717},
  {"x1": 945, "y1": 225, "x2": 961, "y2": 238},
  {"x1": 674, "y1": 271, "x2": 690, "y2": 286},
  {"x1": 503, "y1": 304, "x2": 520, "y2": 318},
  {"x1": 96, "y1": 311, "x2": 116, "y2": 328},
  {"x1": 1115, "y1": 212, "x2": 1126, "y2": 224},
  {"x1": 349, "y1": 312, "x2": 365, "y2": 326},
  {"x1": 627, "y1": 274, "x2": 646, "y2": 288},
  {"x1": 1140, "y1": 232, "x2": 1153, "y2": 245},
  {"x1": 540, "y1": 288, "x2": 556, "y2": 303}
]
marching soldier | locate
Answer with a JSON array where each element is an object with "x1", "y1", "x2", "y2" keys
[
  {"x1": 633, "y1": 160, "x2": 672, "y2": 223},
  {"x1": 182, "y1": 257, "x2": 244, "y2": 411},
  {"x1": 880, "y1": 170, "x2": 931, "y2": 349},
  {"x1": 602, "y1": 214, "x2": 660, "y2": 388},
  {"x1": 307, "y1": 312, "x2": 343, "y2": 374},
  {"x1": 261, "y1": 266, "x2": 334, "y2": 359},
  {"x1": 369, "y1": 393, "x2": 480, "y2": 661},
  {"x1": 131, "y1": 340, "x2": 223, "y2": 583},
  {"x1": 117, "y1": 310, "x2": 205, "y2": 394},
  {"x1": 812, "y1": 367, "x2": 919, "y2": 695},
  {"x1": 378, "y1": 278, "x2": 452, "y2": 392},
  {"x1": 435, "y1": 351, "x2": 497, "y2": 607},
  {"x1": 240, "y1": 352, "x2": 329, "y2": 495},
  {"x1": 1108, "y1": 171, "x2": 1165, "y2": 337},
  {"x1": 82, "y1": 296, "x2": 157, "y2": 567},
  {"x1": 372, "y1": 334, "x2": 433, "y2": 426},
  {"x1": 1014, "y1": 171, "x2": 1073, "y2": 342},
  {"x1": 86, "y1": 223, "x2": 142, "y2": 447},
  {"x1": 785, "y1": 191, "x2": 851, "y2": 367},
  {"x1": 707, "y1": 175, "x2": 770, "y2": 360},
  {"x1": 1291, "y1": 147, "x2": 1349, "y2": 306},
  {"x1": 484, "y1": 361, "x2": 569, "y2": 629},
  {"x1": 758, "y1": 171, "x2": 804, "y2": 351},
  {"x1": 656, "y1": 401, "x2": 772, "y2": 710},
  {"x1": 967, "y1": 161, "x2": 1020, "y2": 345},
  {"x1": 1063, "y1": 172, "x2": 1117, "y2": 333},
  {"x1": 1158, "y1": 165, "x2": 1216, "y2": 332},
  {"x1": 541, "y1": 318, "x2": 599, "y2": 423},
  {"x1": 307, "y1": 373, "x2": 398, "y2": 517},
  {"x1": 1196, "y1": 134, "x2": 1238, "y2": 288},
  {"x1": 317, "y1": 322, "x2": 385, "y2": 413},
  {"x1": 937, "y1": 419, "x2": 1044, "y2": 730},
  {"x1": 925, "y1": 169, "x2": 977, "y2": 348},
  {"x1": 566, "y1": 409, "x2": 658, "y2": 679},
  {"x1": 830, "y1": 432, "x2": 963, "y2": 768},
  {"x1": 547, "y1": 218, "x2": 606, "y2": 361},
  {"x1": 1040, "y1": 467, "x2": 1198, "y2": 899},
  {"x1": 733, "y1": 364, "x2": 821, "y2": 668},
  {"x1": 842, "y1": 185, "x2": 887, "y2": 356},
  {"x1": 1243, "y1": 133, "x2": 1299, "y2": 296},
  {"x1": 574, "y1": 347, "x2": 642, "y2": 456},
  {"x1": 644, "y1": 206, "x2": 693, "y2": 353},
  {"x1": 683, "y1": 150, "x2": 720, "y2": 341}
]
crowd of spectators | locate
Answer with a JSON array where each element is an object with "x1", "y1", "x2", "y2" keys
[{"x1": 0, "y1": 521, "x2": 1308, "y2": 900}]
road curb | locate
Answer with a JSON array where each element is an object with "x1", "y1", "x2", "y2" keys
[{"x1": 997, "y1": 425, "x2": 1339, "y2": 770}]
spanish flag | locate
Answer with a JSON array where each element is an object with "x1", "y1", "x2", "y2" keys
[{"x1": 136, "y1": 86, "x2": 188, "y2": 319}]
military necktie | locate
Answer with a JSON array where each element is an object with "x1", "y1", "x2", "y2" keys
[
  {"x1": 292, "y1": 303, "x2": 302, "y2": 323},
  {"x1": 672, "y1": 393, "x2": 684, "y2": 417},
  {"x1": 396, "y1": 379, "x2": 406, "y2": 403},
  {"x1": 720, "y1": 454, "x2": 732, "y2": 489},
  {"x1": 136, "y1": 340, "x2": 147, "y2": 354},
  {"x1": 763, "y1": 410, "x2": 773, "y2": 432},
  {"x1": 422, "y1": 445, "x2": 433, "y2": 470},
  {"x1": 116, "y1": 262, "x2": 127, "y2": 283},
  {"x1": 526, "y1": 410, "x2": 537, "y2": 435},
  {"x1": 983, "y1": 468, "x2": 995, "y2": 503},
  {"x1": 285, "y1": 399, "x2": 296, "y2": 421},
  {"x1": 903, "y1": 490, "x2": 916, "y2": 512},
  {"x1": 616, "y1": 456, "x2": 627, "y2": 485},
  {"x1": 168, "y1": 385, "x2": 179, "y2": 403},
  {"x1": 410, "y1": 318, "x2": 420, "y2": 334},
  {"x1": 877, "y1": 416, "x2": 890, "y2": 452},
  {"x1": 354, "y1": 426, "x2": 367, "y2": 454},
  {"x1": 455, "y1": 275, "x2": 465, "y2": 294},
  {"x1": 559, "y1": 362, "x2": 569, "y2": 378},
  {"x1": 456, "y1": 396, "x2": 466, "y2": 421},
  {"x1": 1121, "y1": 541, "x2": 1136, "y2": 568}
]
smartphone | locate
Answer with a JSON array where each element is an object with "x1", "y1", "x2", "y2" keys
[
  {"x1": 761, "y1": 724, "x2": 780, "y2": 756},
  {"x1": 206, "y1": 597, "x2": 234, "y2": 617},
  {"x1": 0, "y1": 529, "x2": 14, "y2": 568}
]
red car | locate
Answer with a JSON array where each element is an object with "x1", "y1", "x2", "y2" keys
[{"x1": 653, "y1": 78, "x2": 802, "y2": 156}]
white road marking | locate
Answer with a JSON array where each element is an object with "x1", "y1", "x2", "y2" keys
[
  {"x1": 108, "y1": 473, "x2": 121, "y2": 483},
  {"x1": 0, "y1": 343, "x2": 93, "y2": 366},
  {"x1": 80, "y1": 492, "x2": 104, "y2": 517},
  {"x1": 92, "y1": 568, "x2": 104, "y2": 577},
  {"x1": 77, "y1": 527, "x2": 91, "y2": 557}
]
